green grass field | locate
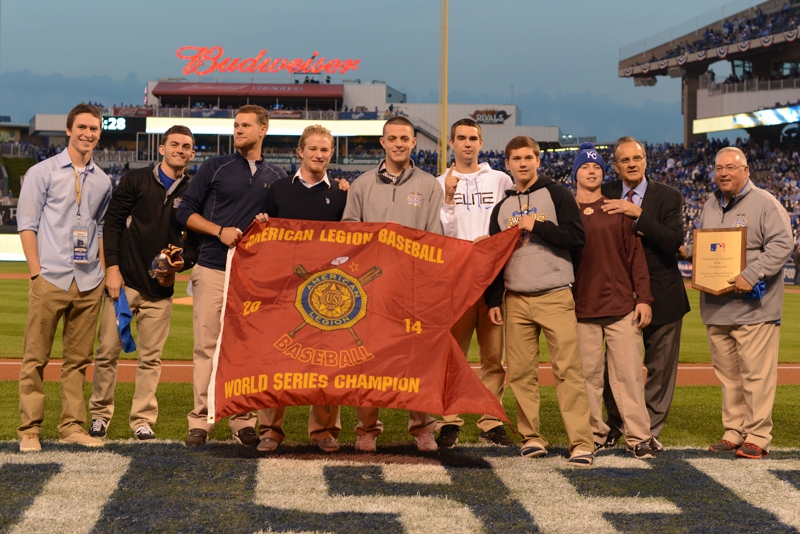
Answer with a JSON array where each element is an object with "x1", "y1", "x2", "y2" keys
[
  {"x1": 3, "y1": 261, "x2": 800, "y2": 363},
  {"x1": 3, "y1": 262, "x2": 800, "y2": 533},
  {"x1": 2, "y1": 260, "x2": 800, "y2": 447},
  {"x1": 1, "y1": 381, "x2": 799, "y2": 448}
]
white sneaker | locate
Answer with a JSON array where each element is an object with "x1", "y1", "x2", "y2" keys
[
  {"x1": 134, "y1": 426, "x2": 155, "y2": 441},
  {"x1": 89, "y1": 418, "x2": 108, "y2": 438}
]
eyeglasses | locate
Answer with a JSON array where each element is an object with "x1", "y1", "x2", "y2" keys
[
  {"x1": 616, "y1": 155, "x2": 646, "y2": 165},
  {"x1": 714, "y1": 164, "x2": 746, "y2": 173}
]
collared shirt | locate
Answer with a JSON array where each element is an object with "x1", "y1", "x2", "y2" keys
[
  {"x1": 621, "y1": 179, "x2": 648, "y2": 207},
  {"x1": 17, "y1": 150, "x2": 112, "y2": 291},
  {"x1": 292, "y1": 169, "x2": 330, "y2": 189},
  {"x1": 377, "y1": 158, "x2": 415, "y2": 183},
  {"x1": 720, "y1": 180, "x2": 750, "y2": 209}
]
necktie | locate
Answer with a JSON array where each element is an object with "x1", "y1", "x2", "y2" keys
[{"x1": 626, "y1": 189, "x2": 635, "y2": 203}]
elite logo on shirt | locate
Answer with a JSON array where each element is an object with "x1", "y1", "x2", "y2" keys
[{"x1": 454, "y1": 191, "x2": 495, "y2": 207}]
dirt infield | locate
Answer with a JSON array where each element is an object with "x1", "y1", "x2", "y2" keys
[{"x1": 1, "y1": 359, "x2": 799, "y2": 385}]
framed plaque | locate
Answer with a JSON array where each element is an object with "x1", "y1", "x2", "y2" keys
[{"x1": 691, "y1": 227, "x2": 747, "y2": 295}]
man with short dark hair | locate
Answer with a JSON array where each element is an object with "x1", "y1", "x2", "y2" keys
[
  {"x1": 694, "y1": 147, "x2": 793, "y2": 459},
  {"x1": 342, "y1": 116, "x2": 444, "y2": 452},
  {"x1": 485, "y1": 136, "x2": 594, "y2": 466},
  {"x1": 435, "y1": 118, "x2": 514, "y2": 448},
  {"x1": 601, "y1": 136, "x2": 690, "y2": 452},
  {"x1": 176, "y1": 105, "x2": 287, "y2": 447},
  {"x1": 17, "y1": 103, "x2": 112, "y2": 451},
  {"x1": 88, "y1": 125, "x2": 197, "y2": 441}
]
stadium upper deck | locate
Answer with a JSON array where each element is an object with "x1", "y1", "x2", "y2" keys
[
  {"x1": 22, "y1": 78, "x2": 561, "y2": 167},
  {"x1": 619, "y1": 0, "x2": 800, "y2": 147}
]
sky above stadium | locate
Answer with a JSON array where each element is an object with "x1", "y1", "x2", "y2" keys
[{"x1": 0, "y1": 0, "x2": 739, "y2": 143}]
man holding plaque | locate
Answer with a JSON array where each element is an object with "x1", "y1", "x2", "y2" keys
[
  {"x1": 694, "y1": 146, "x2": 792, "y2": 459},
  {"x1": 601, "y1": 137, "x2": 690, "y2": 452}
]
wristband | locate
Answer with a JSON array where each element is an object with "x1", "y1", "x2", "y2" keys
[
  {"x1": 30, "y1": 274, "x2": 39, "y2": 281},
  {"x1": 217, "y1": 226, "x2": 224, "y2": 240}
]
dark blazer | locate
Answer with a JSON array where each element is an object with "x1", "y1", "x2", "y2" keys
[{"x1": 602, "y1": 178, "x2": 690, "y2": 325}]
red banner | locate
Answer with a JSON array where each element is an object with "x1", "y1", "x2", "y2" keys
[{"x1": 209, "y1": 219, "x2": 520, "y2": 424}]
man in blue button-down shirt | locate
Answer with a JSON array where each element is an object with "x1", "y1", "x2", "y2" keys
[{"x1": 16, "y1": 104, "x2": 112, "y2": 452}]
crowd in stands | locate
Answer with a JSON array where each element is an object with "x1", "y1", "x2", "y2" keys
[
  {"x1": 7, "y1": 136, "x2": 800, "y2": 244},
  {"x1": 641, "y1": 3, "x2": 800, "y2": 64},
  {"x1": 400, "y1": 139, "x2": 800, "y2": 245},
  {"x1": 296, "y1": 75, "x2": 333, "y2": 84},
  {"x1": 554, "y1": 138, "x2": 800, "y2": 244}
]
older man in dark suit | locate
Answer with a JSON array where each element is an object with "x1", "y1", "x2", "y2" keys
[{"x1": 600, "y1": 136, "x2": 691, "y2": 452}]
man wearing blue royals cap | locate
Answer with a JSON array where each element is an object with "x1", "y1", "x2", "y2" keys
[{"x1": 572, "y1": 143, "x2": 658, "y2": 460}]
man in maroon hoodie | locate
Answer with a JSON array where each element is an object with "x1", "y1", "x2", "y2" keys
[{"x1": 571, "y1": 143, "x2": 658, "y2": 460}]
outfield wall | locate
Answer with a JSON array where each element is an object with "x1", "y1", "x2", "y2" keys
[
  {"x1": 2, "y1": 234, "x2": 798, "y2": 284},
  {"x1": 0, "y1": 234, "x2": 23, "y2": 261}
]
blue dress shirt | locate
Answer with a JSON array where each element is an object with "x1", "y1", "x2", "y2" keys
[{"x1": 17, "y1": 150, "x2": 112, "y2": 291}]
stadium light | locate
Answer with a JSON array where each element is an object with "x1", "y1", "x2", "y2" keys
[{"x1": 438, "y1": 0, "x2": 449, "y2": 176}]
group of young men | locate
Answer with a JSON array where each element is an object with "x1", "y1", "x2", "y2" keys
[{"x1": 16, "y1": 104, "x2": 793, "y2": 464}]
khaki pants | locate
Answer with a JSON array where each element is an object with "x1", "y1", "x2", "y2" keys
[
  {"x1": 437, "y1": 298, "x2": 505, "y2": 433},
  {"x1": 18, "y1": 277, "x2": 104, "y2": 438},
  {"x1": 90, "y1": 286, "x2": 172, "y2": 431},
  {"x1": 577, "y1": 312, "x2": 651, "y2": 448},
  {"x1": 504, "y1": 289, "x2": 593, "y2": 455},
  {"x1": 187, "y1": 265, "x2": 256, "y2": 433},
  {"x1": 356, "y1": 408, "x2": 437, "y2": 438},
  {"x1": 707, "y1": 322, "x2": 780, "y2": 451},
  {"x1": 257, "y1": 405, "x2": 341, "y2": 443}
]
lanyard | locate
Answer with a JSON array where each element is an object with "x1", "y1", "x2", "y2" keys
[{"x1": 74, "y1": 166, "x2": 89, "y2": 223}]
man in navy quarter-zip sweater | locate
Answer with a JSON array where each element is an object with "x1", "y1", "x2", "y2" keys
[{"x1": 176, "y1": 105, "x2": 287, "y2": 447}]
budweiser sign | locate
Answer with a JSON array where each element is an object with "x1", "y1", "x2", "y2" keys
[{"x1": 177, "y1": 46, "x2": 360, "y2": 76}]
